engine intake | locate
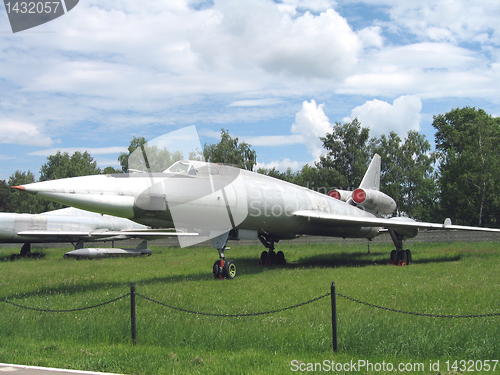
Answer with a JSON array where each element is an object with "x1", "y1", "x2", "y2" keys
[
  {"x1": 327, "y1": 189, "x2": 352, "y2": 202},
  {"x1": 352, "y1": 188, "x2": 396, "y2": 215}
]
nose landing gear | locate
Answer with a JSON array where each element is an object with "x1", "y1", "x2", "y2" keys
[
  {"x1": 213, "y1": 258, "x2": 237, "y2": 279},
  {"x1": 211, "y1": 233, "x2": 237, "y2": 279}
]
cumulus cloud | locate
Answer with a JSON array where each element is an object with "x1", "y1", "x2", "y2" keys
[
  {"x1": 291, "y1": 99, "x2": 332, "y2": 159},
  {"x1": 0, "y1": 121, "x2": 53, "y2": 147},
  {"x1": 256, "y1": 158, "x2": 304, "y2": 171},
  {"x1": 345, "y1": 95, "x2": 422, "y2": 137},
  {"x1": 357, "y1": 26, "x2": 384, "y2": 49},
  {"x1": 192, "y1": 1, "x2": 361, "y2": 79}
]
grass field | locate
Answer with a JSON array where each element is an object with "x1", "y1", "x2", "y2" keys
[{"x1": 0, "y1": 240, "x2": 499, "y2": 374}]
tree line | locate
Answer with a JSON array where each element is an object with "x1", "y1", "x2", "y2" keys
[{"x1": 1, "y1": 107, "x2": 498, "y2": 227}]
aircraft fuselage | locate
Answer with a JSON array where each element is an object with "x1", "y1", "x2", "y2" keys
[{"x1": 14, "y1": 161, "x2": 380, "y2": 242}]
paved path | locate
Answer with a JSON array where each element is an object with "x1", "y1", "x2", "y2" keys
[{"x1": 0, "y1": 364, "x2": 122, "y2": 375}]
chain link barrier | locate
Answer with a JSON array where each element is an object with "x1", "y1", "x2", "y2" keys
[
  {"x1": 335, "y1": 292, "x2": 500, "y2": 318},
  {"x1": 135, "y1": 292, "x2": 331, "y2": 317},
  {"x1": 2, "y1": 294, "x2": 130, "y2": 313},
  {"x1": 2, "y1": 289, "x2": 499, "y2": 319}
]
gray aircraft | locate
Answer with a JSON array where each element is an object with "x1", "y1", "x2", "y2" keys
[
  {"x1": 12, "y1": 155, "x2": 500, "y2": 278},
  {"x1": 0, "y1": 207, "x2": 192, "y2": 258}
]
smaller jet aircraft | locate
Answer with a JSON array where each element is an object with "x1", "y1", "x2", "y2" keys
[{"x1": 0, "y1": 207, "x2": 195, "y2": 258}]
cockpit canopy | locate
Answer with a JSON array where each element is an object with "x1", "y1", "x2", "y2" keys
[
  {"x1": 164, "y1": 160, "x2": 221, "y2": 176},
  {"x1": 165, "y1": 161, "x2": 197, "y2": 175}
]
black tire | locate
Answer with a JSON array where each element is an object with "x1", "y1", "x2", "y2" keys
[
  {"x1": 213, "y1": 260, "x2": 222, "y2": 279},
  {"x1": 223, "y1": 260, "x2": 237, "y2": 279},
  {"x1": 276, "y1": 250, "x2": 285, "y2": 265},
  {"x1": 260, "y1": 251, "x2": 268, "y2": 262},
  {"x1": 405, "y1": 249, "x2": 412, "y2": 264},
  {"x1": 390, "y1": 250, "x2": 396, "y2": 260}
]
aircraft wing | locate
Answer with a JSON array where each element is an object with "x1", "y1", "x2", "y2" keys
[
  {"x1": 16, "y1": 229, "x2": 198, "y2": 242},
  {"x1": 292, "y1": 210, "x2": 500, "y2": 233}
]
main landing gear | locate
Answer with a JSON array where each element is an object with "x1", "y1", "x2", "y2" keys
[
  {"x1": 9, "y1": 242, "x2": 43, "y2": 260},
  {"x1": 211, "y1": 232, "x2": 237, "y2": 280},
  {"x1": 258, "y1": 234, "x2": 286, "y2": 265},
  {"x1": 388, "y1": 229, "x2": 412, "y2": 266}
]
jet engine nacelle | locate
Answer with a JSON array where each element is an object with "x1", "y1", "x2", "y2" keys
[
  {"x1": 327, "y1": 189, "x2": 352, "y2": 202},
  {"x1": 352, "y1": 188, "x2": 396, "y2": 215}
]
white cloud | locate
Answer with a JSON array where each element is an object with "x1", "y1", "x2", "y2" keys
[
  {"x1": 256, "y1": 158, "x2": 304, "y2": 171},
  {"x1": 241, "y1": 134, "x2": 303, "y2": 146},
  {"x1": 228, "y1": 99, "x2": 284, "y2": 107},
  {"x1": 339, "y1": 42, "x2": 495, "y2": 98},
  {"x1": 291, "y1": 100, "x2": 332, "y2": 159},
  {"x1": 345, "y1": 95, "x2": 422, "y2": 137},
  {"x1": 1, "y1": 0, "x2": 500, "y2": 178},
  {"x1": 357, "y1": 26, "x2": 384, "y2": 49},
  {"x1": 383, "y1": 0, "x2": 500, "y2": 45},
  {"x1": 279, "y1": 0, "x2": 338, "y2": 13},
  {"x1": 192, "y1": 2, "x2": 361, "y2": 79},
  {"x1": 0, "y1": 121, "x2": 53, "y2": 147},
  {"x1": 29, "y1": 146, "x2": 127, "y2": 157}
]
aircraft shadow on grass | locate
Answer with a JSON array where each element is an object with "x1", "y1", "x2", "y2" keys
[
  {"x1": 236, "y1": 250, "x2": 462, "y2": 271},
  {"x1": 1, "y1": 250, "x2": 461, "y2": 304}
]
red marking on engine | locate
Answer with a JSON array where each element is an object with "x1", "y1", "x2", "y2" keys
[
  {"x1": 352, "y1": 188, "x2": 366, "y2": 204},
  {"x1": 328, "y1": 190, "x2": 341, "y2": 199}
]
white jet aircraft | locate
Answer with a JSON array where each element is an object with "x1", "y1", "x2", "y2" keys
[
  {"x1": 0, "y1": 207, "x2": 194, "y2": 258},
  {"x1": 12, "y1": 155, "x2": 500, "y2": 278}
]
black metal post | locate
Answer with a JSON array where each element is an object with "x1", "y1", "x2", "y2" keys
[
  {"x1": 331, "y1": 282, "x2": 338, "y2": 352},
  {"x1": 131, "y1": 283, "x2": 136, "y2": 345}
]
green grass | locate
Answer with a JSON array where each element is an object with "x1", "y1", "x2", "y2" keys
[{"x1": 0, "y1": 241, "x2": 499, "y2": 374}]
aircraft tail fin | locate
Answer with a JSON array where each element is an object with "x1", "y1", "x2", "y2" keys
[{"x1": 359, "y1": 154, "x2": 381, "y2": 191}]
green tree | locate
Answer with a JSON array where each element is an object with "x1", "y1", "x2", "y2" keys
[
  {"x1": 317, "y1": 118, "x2": 371, "y2": 190},
  {"x1": 257, "y1": 167, "x2": 295, "y2": 182},
  {"x1": 119, "y1": 137, "x2": 183, "y2": 173},
  {"x1": 433, "y1": 107, "x2": 500, "y2": 226},
  {"x1": 118, "y1": 137, "x2": 147, "y2": 172},
  {"x1": 39, "y1": 151, "x2": 101, "y2": 182},
  {"x1": 291, "y1": 164, "x2": 340, "y2": 194},
  {"x1": 37, "y1": 151, "x2": 101, "y2": 212},
  {"x1": 203, "y1": 129, "x2": 257, "y2": 171},
  {"x1": 0, "y1": 180, "x2": 14, "y2": 212},
  {"x1": 8, "y1": 171, "x2": 45, "y2": 213},
  {"x1": 128, "y1": 145, "x2": 183, "y2": 173},
  {"x1": 102, "y1": 166, "x2": 123, "y2": 174},
  {"x1": 372, "y1": 131, "x2": 438, "y2": 220}
]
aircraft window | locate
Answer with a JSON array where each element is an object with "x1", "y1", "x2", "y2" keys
[{"x1": 167, "y1": 161, "x2": 196, "y2": 175}]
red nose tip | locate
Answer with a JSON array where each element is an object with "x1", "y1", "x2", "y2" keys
[{"x1": 12, "y1": 186, "x2": 26, "y2": 191}]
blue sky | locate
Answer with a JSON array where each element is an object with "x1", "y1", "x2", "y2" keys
[{"x1": 1, "y1": 0, "x2": 499, "y2": 181}]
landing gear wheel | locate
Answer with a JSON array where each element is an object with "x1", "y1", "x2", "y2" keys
[
  {"x1": 213, "y1": 260, "x2": 223, "y2": 279},
  {"x1": 260, "y1": 251, "x2": 268, "y2": 263},
  {"x1": 405, "y1": 249, "x2": 412, "y2": 264},
  {"x1": 223, "y1": 260, "x2": 237, "y2": 279},
  {"x1": 389, "y1": 250, "x2": 396, "y2": 264},
  {"x1": 276, "y1": 250, "x2": 286, "y2": 265}
]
